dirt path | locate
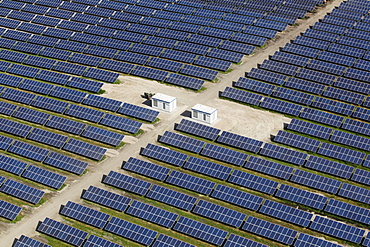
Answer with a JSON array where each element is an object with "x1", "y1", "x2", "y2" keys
[{"x1": 1, "y1": 1, "x2": 344, "y2": 245}]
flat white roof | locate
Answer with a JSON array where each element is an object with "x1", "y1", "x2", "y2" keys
[
  {"x1": 152, "y1": 93, "x2": 176, "y2": 103},
  {"x1": 192, "y1": 104, "x2": 217, "y2": 114}
]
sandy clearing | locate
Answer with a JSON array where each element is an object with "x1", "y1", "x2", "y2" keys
[{"x1": 0, "y1": 0, "x2": 345, "y2": 245}]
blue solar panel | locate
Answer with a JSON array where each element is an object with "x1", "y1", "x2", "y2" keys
[
  {"x1": 330, "y1": 129, "x2": 370, "y2": 152},
  {"x1": 220, "y1": 87, "x2": 263, "y2": 106},
  {"x1": 305, "y1": 155, "x2": 354, "y2": 179},
  {"x1": 324, "y1": 198, "x2": 370, "y2": 225},
  {"x1": 0, "y1": 101, "x2": 17, "y2": 116},
  {"x1": 351, "y1": 168, "x2": 370, "y2": 186},
  {"x1": 228, "y1": 169, "x2": 278, "y2": 195},
  {"x1": 18, "y1": 79, "x2": 54, "y2": 95},
  {"x1": 183, "y1": 156, "x2": 231, "y2": 180},
  {"x1": 259, "y1": 143, "x2": 308, "y2": 166},
  {"x1": 309, "y1": 215, "x2": 365, "y2": 244},
  {"x1": 27, "y1": 128, "x2": 68, "y2": 149},
  {"x1": 339, "y1": 182, "x2": 370, "y2": 204},
  {"x1": 192, "y1": 199, "x2": 246, "y2": 227},
  {"x1": 37, "y1": 218, "x2": 88, "y2": 246},
  {"x1": 60, "y1": 201, "x2": 110, "y2": 228},
  {"x1": 270, "y1": 51, "x2": 309, "y2": 67},
  {"x1": 140, "y1": 143, "x2": 188, "y2": 167},
  {"x1": 0, "y1": 200, "x2": 22, "y2": 221},
  {"x1": 82, "y1": 94, "x2": 122, "y2": 112},
  {"x1": 22, "y1": 165, "x2": 66, "y2": 189},
  {"x1": 216, "y1": 131, "x2": 263, "y2": 153},
  {"x1": 0, "y1": 179, "x2": 44, "y2": 204},
  {"x1": 82, "y1": 186, "x2": 131, "y2": 212},
  {"x1": 64, "y1": 104, "x2": 105, "y2": 123},
  {"x1": 0, "y1": 135, "x2": 13, "y2": 150},
  {"x1": 299, "y1": 108, "x2": 345, "y2": 127},
  {"x1": 45, "y1": 116, "x2": 87, "y2": 135},
  {"x1": 104, "y1": 216, "x2": 157, "y2": 246},
  {"x1": 259, "y1": 60, "x2": 299, "y2": 76},
  {"x1": 364, "y1": 233, "x2": 370, "y2": 247},
  {"x1": 324, "y1": 86, "x2": 365, "y2": 105},
  {"x1": 180, "y1": 64, "x2": 218, "y2": 81},
  {"x1": 242, "y1": 216, "x2": 298, "y2": 245},
  {"x1": 312, "y1": 97, "x2": 355, "y2": 116},
  {"x1": 83, "y1": 235, "x2": 123, "y2": 247},
  {"x1": 159, "y1": 131, "x2": 205, "y2": 153},
  {"x1": 66, "y1": 77, "x2": 103, "y2": 93},
  {"x1": 224, "y1": 234, "x2": 268, "y2": 247},
  {"x1": 176, "y1": 119, "x2": 220, "y2": 141},
  {"x1": 318, "y1": 142, "x2": 366, "y2": 165},
  {"x1": 8, "y1": 140, "x2": 49, "y2": 162},
  {"x1": 1, "y1": 88, "x2": 36, "y2": 105},
  {"x1": 43, "y1": 152, "x2": 88, "y2": 175},
  {"x1": 211, "y1": 184, "x2": 263, "y2": 211},
  {"x1": 165, "y1": 73, "x2": 204, "y2": 90},
  {"x1": 13, "y1": 107, "x2": 50, "y2": 125},
  {"x1": 84, "y1": 68, "x2": 119, "y2": 83},
  {"x1": 103, "y1": 171, "x2": 151, "y2": 196},
  {"x1": 342, "y1": 118, "x2": 370, "y2": 137},
  {"x1": 173, "y1": 216, "x2": 227, "y2": 246},
  {"x1": 165, "y1": 170, "x2": 215, "y2": 195},
  {"x1": 36, "y1": 70, "x2": 70, "y2": 85},
  {"x1": 152, "y1": 234, "x2": 195, "y2": 247},
  {"x1": 287, "y1": 119, "x2": 333, "y2": 140},
  {"x1": 294, "y1": 233, "x2": 343, "y2": 247},
  {"x1": 233, "y1": 77, "x2": 275, "y2": 95},
  {"x1": 200, "y1": 143, "x2": 248, "y2": 166},
  {"x1": 260, "y1": 97, "x2": 303, "y2": 116},
  {"x1": 123, "y1": 157, "x2": 170, "y2": 181},
  {"x1": 0, "y1": 118, "x2": 32, "y2": 138},
  {"x1": 63, "y1": 139, "x2": 106, "y2": 161},
  {"x1": 0, "y1": 154, "x2": 27, "y2": 175},
  {"x1": 82, "y1": 126, "x2": 124, "y2": 147},
  {"x1": 247, "y1": 68, "x2": 287, "y2": 85},
  {"x1": 100, "y1": 114, "x2": 142, "y2": 134},
  {"x1": 273, "y1": 87, "x2": 315, "y2": 105},
  {"x1": 276, "y1": 184, "x2": 328, "y2": 210},
  {"x1": 49, "y1": 86, "x2": 87, "y2": 103},
  {"x1": 244, "y1": 156, "x2": 293, "y2": 180},
  {"x1": 259, "y1": 199, "x2": 313, "y2": 227},
  {"x1": 273, "y1": 130, "x2": 321, "y2": 152},
  {"x1": 118, "y1": 103, "x2": 159, "y2": 122},
  {"x1": 127, "y1": 200, "x2": 178, "y2": 228}
]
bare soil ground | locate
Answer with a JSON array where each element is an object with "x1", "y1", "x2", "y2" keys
[{"x1": 0, "y1": 1, "x2": 345, "y2": 245}]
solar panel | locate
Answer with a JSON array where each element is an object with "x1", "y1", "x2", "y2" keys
[
  {"x1": 45, "y1": 116, "x2": 87, "y2": 135},
  {"x1": 244, "y1": 156, "x2": 294, "y2": 180},
  {"x1": 259, "y1": 60, "x2": 299, "y2": 76},
  {"x1": 83, "y1": 235, "x2": 123, "y2": 247},
  {"x1": 192, "y1": 199, "x2": 246, "y2": 227},
  {"x1": 12, "y1": 107, "x2": 51, "y2": 125},
  {"x1": 216, "y1": 131, "x2": 263, "y2": 153},
  {"x1": 100, "y1": 114, "x2": 142, "y2": 134},
  {"x1": 242, "y1": 216, "x2": 298, "y2": 245},
  {"x1": 118, "y1": 103, "x2": 159, "y2": 122},
  {"x1": 270, "y1": 51, "x2": 309, "y2": 67},
  {"x1": 330, "y1": 129, "x2": 370, "y2": 152},
  {"x1": 64, "y1": 104, "x2": 105, "y2": 123},
  {"x1": 364, "y1": 233, "x2": 370, "y2": 247},
  {"x1": 312, "y1": 97, "x2": 355, "y2": 116},
  {"x1": 220, "y1": 87, "x2": 263, "y2": 106},
  {"x1": 127, "y1": 200, "x2": 178, "y2": 228},
  {"x1": 259, "y1": 199, "x2": 313, "y2": 227},
  {"x1": 228, "y1": 169, "x2": 278, "y2": 195},
  {"x1": 36, "y1": 70, "x2": 70, "y2": 85},
  {"x1": 22, "y1": 165, "x2": 66, "y2": 190},
  {"x1": 1, "y1": 88, "x2": 36, "y2": 105},
  {"x1": 260, "y1": 97, "x2": 303, "y2": 116},
  {"x1": 159, "y1": 131, "x2": 205, "y2": 153},
  {"x1": 27, "y1": 128, "x2": 68, "y2": 149},
  {"x1": 299, "y1": 108, "x2": 344, "y2": 127},
  {"x1": 18, "y1": 79, "x2": 54, "y2": 95},
  {"x1": 273, "y1": 130, "x2": 321, "y2": 152},
  {"x1": 0, "y1": 154, "x2": 27, "y2": 175},
  {"x1": 325, "y1": 198, "x2": 370, "y2": 225},
  {"x1": 351, "y1": 168, "x2": 370, "y2": 186},
  {"x1": 81, "y1": 126, "x2": 124, "y2": 147},
  {"x1": 318, "y1": 142, "x2": 366, "y2": 165},
  {"x1": 0, "y1": 135, "x2": 13, "y2": 150},
  {"x1": 224, "y1": 234, "x2": 268, "y2": 247},
  {"x1": 259, "y1": 143, "x2": 308, "y2": 166},
  {"x1": 233, "y1": 77, "x2": 275, "y2": 95},
  {"x1": 13, "y1": 235, "x2": 51, "y2": 247},
  {"x1": 82, "y1": 94, "x2": 122, "y2": 112},
  {"x1": 165, "y1": 170, "x2": 215, "y2": 195},
  {"x1": 200, "y1": 143, "x2": 248, "y2": 166},
  {"x1": 0, "y1": 179, "x2": 44, "y2": 204},
  {"x1": 37, "y1": 218, "x2": 88, "y2": 246},
  {"x1": 0, "y1": 200, "x2": 22, "y2": 221},
  {"x1": 103, "y1": 171, "x2": 151, "y2": 196},
  {"x1": 104, "y1": 216, "x2": 157, "y2": 246},
  {"x1": 60, "y1": 201, "x2": 110, "y2": 228},
  {"x1": 180, "y1": 64, "x2": 218, "y2": 81},
  {"x1": 273, "y1": 87, "x2": 315, "y2": 105},
  {"x1": 140, "y1": 143, "x2": 188, "y2": 167},
  {"x1": 183, "y1": 156, "x2": 231, "y2": 180},
  {"x1": 338, "y1": 183, "x2": 370, "y2": 204},
  {"x1": 165, "y1": 73, "x2": 204, "y2": 91},
  {"x1": 175, "y1": 119, "x2": 221, "y2": 141},
  {"x1": 275, "y1": 184, "x2": 328, "y2": 210},
  {"x1": 309, "y1": 215, "x2": 365, "y2": 244},
  {"x1": 43, "y1": 152, "x2": 88, "y2": 175},
  {"x1": 66, "y1": 77, "x2": 103, "y2": 93},
  {"x1": 247, "y1": 68, "x2": 287, "y2": 85},
  {"x1": 146, "y1": 184, "x2": 197, "y2": 211},
  {"x1": 341, "y1": 118, "x2": 370, "y2": 137},
  {"x1": 84, "y1": 68, "x2": 119, "y2": 83},
  {"x1": 287, "y1": 119, "x2": 333, "y2": 140},
  {"x1": 0, "y1": 118, "x2": 32, "y2": 138},
  {"x1": 63, "y1": 138, "x2": 106, "y2": 161},
  {"x1": 82, "y1": 186, "x2": 131, "y2": 212},
  {"x1": 294, "y1": 233, "x2": 343, "y2": 247},
  {"x1": 0, "y1": 101, "x2": 17, "y2": 116},
  {"x1": 152, "y1": 234, "x2": 195, "y2": 247},
  {"x1": 173, "y1": 216, "x2": 227, "y2": 246},
  {"x1": 211, "y1": 184, "x2": 263, "y2": 211},
  {"x1": 123, "y1": 157, "x2": 170, "y2": 181},
  {"x1": 8, "y1": 140, "x2": 49, "y2": 162},
  {"x1": 49, "y1": 86, "x2": 87, "y2": 103}
]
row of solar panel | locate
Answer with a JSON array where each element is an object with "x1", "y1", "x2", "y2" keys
[
  {"x1": 0, "y1": 73, "x2": 160, "y2": 122},
  {"x1": 0, "y1": 87, "x2": 143, "y2": 134},
  {"x1": 101, "y1": 168, "x2": 369, "y2": 245},
  {"x1": 221, "y1": 87, "x2": 370, "y2": 138}
]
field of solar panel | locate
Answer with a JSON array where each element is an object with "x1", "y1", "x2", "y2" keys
[{"x1": 1, "y1": 0, "x2": 370, "y2": 246}]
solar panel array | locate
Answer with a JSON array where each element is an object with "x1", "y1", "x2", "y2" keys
[
  {"x1": 141, "y1": 143, "x2": 189, "y2": 167},
  {"x1": 175, "y1": 119, "x2": 221, "y2": 141}
]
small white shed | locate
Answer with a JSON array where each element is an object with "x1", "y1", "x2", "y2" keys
[
  {"x1": 191, "y1": 104, "x2": 217, "y2": 124},
  {"x1": 151, "y1": 93, "x2": 177, "y2": 113}
]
